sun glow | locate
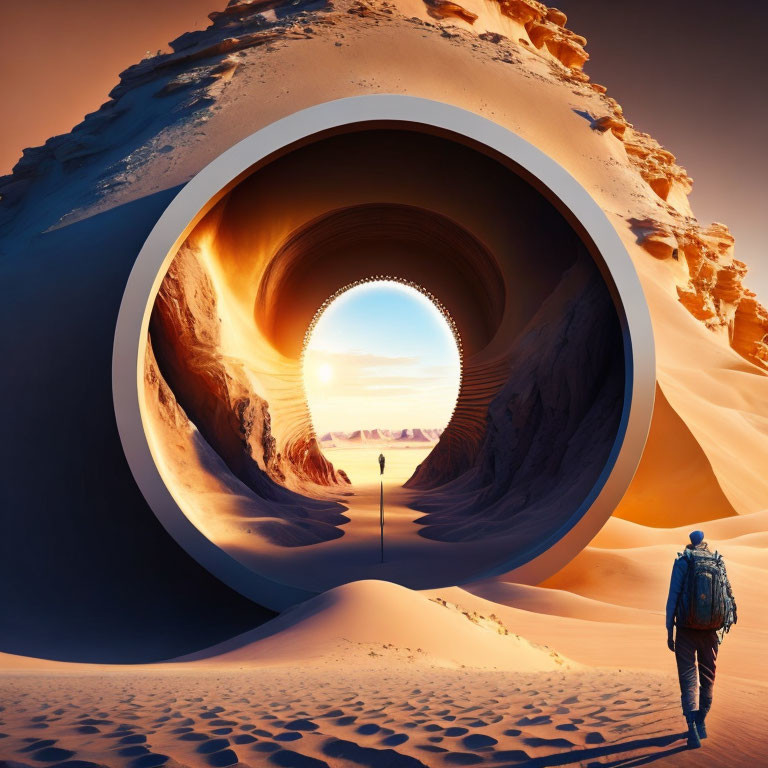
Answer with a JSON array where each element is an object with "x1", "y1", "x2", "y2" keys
[
  {"x1": 316, "y1": 362, "x2": 334, "y2": 384},
  {"x1": 302, "y1": 280, "x2": 461, "y2": 438}
]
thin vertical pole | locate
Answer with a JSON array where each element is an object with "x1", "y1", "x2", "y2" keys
[{"x1": 380, "y1": 480, "x2": 384, "y2": 563}]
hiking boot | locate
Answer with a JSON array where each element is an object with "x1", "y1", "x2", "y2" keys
[
  {"x1": 685, "y1": 712, "x2": 702, "y2": 749},
  {"x1": 696, "y1": 698, "x2": 712, "y2": 739}
]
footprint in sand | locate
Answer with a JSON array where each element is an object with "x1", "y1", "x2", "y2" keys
[
  {"x1": 355, "y1": 723, "x2": 381, "y2": 735},
  {"x1": 516, "y1": 715, "x2": 551, "y2": 726},
  {"x1": 196, "y1": 738, "x2": 231, "y2": 754},
  {"x1": 461, "y1": 734, "x2": 497, "y2": 750},
  {"x1": 132, "y1": 753, "x2": 169, "y2": 768},
  {"x1": 206, "y1": 748, "x2": 239, "y2": 766},
  {"x1": 17, "y1": 739, "x2": 56, "y2": 753},
  {"x1": 381, "y1": 733, "x2": 408, "y2": 746},
  {"x1": 252, "y1": 742, "x2": 281, "y2": 753},
  {"x1": 232, "y1": 734, "x2": 257, "y2": 744},
  {"x1": 270, "y1": 748, "x2": 330, "y2": 767},
  {"x1": 118, "y1": 745, "x2": 150, "y2": 757},
  {"x1": 274, "y1": 732, "x2": 303, "y2": 742},
  {"x1": 32, "y1": 746, "x2": 76, "y2": 762},
  {"x1": 523, "y1": 737, "x2": 574, "y2": 748},
  {"x1": 444, "y1": 753, "x2": 483, "y2": 765}
]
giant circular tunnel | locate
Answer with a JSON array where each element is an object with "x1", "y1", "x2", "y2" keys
[{"x1": 115, "y1": 96, "x2": 655, "y2": 609}]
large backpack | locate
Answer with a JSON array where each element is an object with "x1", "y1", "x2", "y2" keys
[{"x1": 676, "y1": 549, "x2": 731, "y2": 631}]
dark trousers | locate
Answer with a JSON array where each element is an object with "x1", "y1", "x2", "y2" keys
[{"x1": 675, "y1": 626, "x2": 718, "y2": 713}]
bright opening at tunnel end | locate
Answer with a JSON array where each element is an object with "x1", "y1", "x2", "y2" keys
[{"x1": 303, "y1": 279, "x2": 463, "y2": 486}]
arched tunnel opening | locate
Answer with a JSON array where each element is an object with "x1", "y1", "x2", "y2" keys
[
  {"x1": 125, "y1": 113, "x2": 641, "y2": 603},
  {"x1": 302, "y1": 277, "x2": 463, "y2": 487}
]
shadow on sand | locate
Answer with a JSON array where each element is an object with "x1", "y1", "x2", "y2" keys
[{"x1": 500, "y1": 732, "x2": 689, "y2": 767}]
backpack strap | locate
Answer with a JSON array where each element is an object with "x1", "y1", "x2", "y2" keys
[{"x1": 674, "y1": 551, "x2": 692, "y2": 625}]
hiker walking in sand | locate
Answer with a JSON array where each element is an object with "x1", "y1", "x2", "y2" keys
[
  {"x1": 378, "y1": 453, "x2": 385, "y2": 476},
  {"x1": 666, "y1": 530, "x2": 737, "y2": 749}
]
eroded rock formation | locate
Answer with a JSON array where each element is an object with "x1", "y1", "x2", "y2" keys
[
  {"x1": 631, "y1": 218, "x2": 768, "y2": 369},
  {"x1": 409, "y1": 255, "x2": 624, "y2": 544},
  {"x1": 149, "y1": 239, "x2": 350, "y2": 546}
]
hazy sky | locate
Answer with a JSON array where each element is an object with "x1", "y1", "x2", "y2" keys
[
  {"x1": 303, "y1": 283, "x2": 461, "y2": 434},
  {"x1": 1, "y1": 1, "x2": 765, "y2": 296}
]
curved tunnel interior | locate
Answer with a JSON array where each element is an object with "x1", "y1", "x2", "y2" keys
[{"x1": 143, "y1": 126, "x2": 627, "y2": 592}]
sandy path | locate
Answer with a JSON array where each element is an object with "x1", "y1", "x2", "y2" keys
[
  {"x1": 226, "y1": 449, "x2": 504, "y2": 592},
  {"x1": 239, "y1": 479, "x2": 495, "y2": 592}
]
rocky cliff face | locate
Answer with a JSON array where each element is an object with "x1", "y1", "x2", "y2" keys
[
  {"x1": 149, "y1": 239, "x2": 350, "y2": 540},
  {"x1": 408, "y1": 254, "x2": 624, "y2": 544},
  {"x1": 631, "y1": 219, "x2": 768, "y2": 370}
]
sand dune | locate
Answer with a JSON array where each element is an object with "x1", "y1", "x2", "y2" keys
[
  {"x1": 538, "y1": 543, "x2": 766, "y2": 614},
  {"x1": 463, "y1": 581, "x2": 658, "y2": 625},
  {"x1": 613, "y1": 385, "x2": 738, "y2": 526},
  {"x1": 176, "y1": 579, "x2": 572, "y2": 672},
  {"x1": 589, "y1": 509, "x2": 768, "y2": 549},
  {"x1": 2, "y1": 579, "x2": 766, "y2": 768}
]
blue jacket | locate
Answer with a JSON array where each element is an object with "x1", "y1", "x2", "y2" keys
[{"x1": 665, "y1": 542, "x2": 736, "y2": 631}]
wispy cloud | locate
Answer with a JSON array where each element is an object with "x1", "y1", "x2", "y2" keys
[{"x1": 303, "y1": 282, "x2": 461, "y2": 433}]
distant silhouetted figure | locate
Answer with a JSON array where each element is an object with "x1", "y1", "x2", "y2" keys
[
  {"x1": 378, "y1": 453, "x2": 385, "y2": 562},
  {"x1": 666, "y1": 529, "x2": 737, "y2": 749}
]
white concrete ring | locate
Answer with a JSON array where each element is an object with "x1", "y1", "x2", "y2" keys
[{"x1": 113, "y1": 95, "x2": 655, "y2": 609}]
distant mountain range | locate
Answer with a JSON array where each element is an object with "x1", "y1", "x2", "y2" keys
[{"x1": 319, "y1": 428, "x2": 443, "y2": 446}]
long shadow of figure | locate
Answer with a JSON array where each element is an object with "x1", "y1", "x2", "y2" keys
[{"x1": 498, "y1": 732, "x2": 689, "y2": 767}]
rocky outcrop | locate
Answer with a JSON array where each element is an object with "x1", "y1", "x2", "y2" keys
[
  {"x1": 409, "y1": 255, "x2": 624, "y2": 544},
  {"x1": 406, "y1": 357, "x2": 510, "y2": 489},
  {"x1": 632, "y1": 218, "x2": 768, "y2": 370},
  {"x1": 284, "y1": 434, "x2": 351, "y2": 485},
  {"x1": 0, "y1": 0, "x2": 584, "y2": 216},
  {"x1": 491, "y1": 1, "x2": 588, "y2": 70},
  {"x1": 149, "y1": 241, "x2": 350, "y2": 507},
  {"x1": 145, "y1": 334, "x2": 350, "y2": 547},
  {"x1": 589, "y1": 102, "x2": 693, "y2": 213},
  {"x1": 424, "y1": 0, "x2": 478, "y2": 23},
  {"x1": 0, "y1": 0, "x2": 330, "y2": 214}
]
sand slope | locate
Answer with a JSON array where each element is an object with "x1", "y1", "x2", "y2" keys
[
  {"x1": 176, "y1": 579, "x2": 572, "y2": 672},
  {"x1": 1, "y1": 577, "x2": 766, "y2": 768}
]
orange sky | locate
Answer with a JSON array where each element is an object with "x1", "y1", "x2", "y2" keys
[
  {"x1": 1, "y1": 0, "x2": 765, "y2": 298},
  {"x1": 0, "y1": 0, "x2": 215, "y2": 174}
]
